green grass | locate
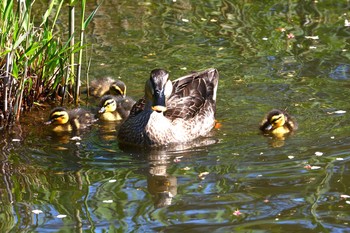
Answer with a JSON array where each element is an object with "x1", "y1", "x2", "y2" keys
[{"x1": 0, "y1": 0, "x2": 99, "y2": 127}]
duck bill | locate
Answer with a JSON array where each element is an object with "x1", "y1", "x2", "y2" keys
[
  {"x1": 152, "y1": 105, "x2": 167, "y2": 112},
  {"x1": 152, "y1": 92, "x2": 167, "y2": 112},
  {"x1": 98, "y1": 107, "x2": 106, "y2": 114}
]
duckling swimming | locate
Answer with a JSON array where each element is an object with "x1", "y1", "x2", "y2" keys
[
  {"x1": 259, "y1": 109, "x2": 297, "y2": 138},
  {"x1": 98, "y1": 95, "x2": 135, "y2": 121},
  {"x1": 117, "y1": 68, "x2": 219, "y2": 146},
  {"x1": 89, "y1": 77, "x2": 127, "y2": 98},
  {"x1": 44, "y1": 107, "x2": 96, "y2": 132}
]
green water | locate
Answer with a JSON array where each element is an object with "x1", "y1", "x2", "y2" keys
[{"x1": 1, "y1": 0, "x2": 350, "y2": 232}]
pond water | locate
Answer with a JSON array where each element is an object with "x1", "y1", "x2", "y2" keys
[{"x1": 2, "y1": 0, "x2": 350, "y2": 232}]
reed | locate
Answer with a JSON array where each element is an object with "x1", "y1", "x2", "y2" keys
[
  {"x1": 76, "y1": 0, "x2": 101, "y2": 105},
  {"x1": 0, "y1": 0, "x2": 99, "y2": 128}
]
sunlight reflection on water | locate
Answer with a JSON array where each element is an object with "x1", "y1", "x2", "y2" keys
[{"x1": 2, "y1": 0, "x2": 350, "y2": 232}]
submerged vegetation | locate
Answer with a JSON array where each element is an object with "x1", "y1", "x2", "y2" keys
[{"x1": 0, "y1": 0, "x2": 99, "y2": 128}]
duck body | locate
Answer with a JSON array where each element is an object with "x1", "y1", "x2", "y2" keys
[
  {"x1": 89, "y1": 77, "x2": 127, "y2": 98},
  {"x1": 45, "y1": 107, "x2": 96, "y2": 132},
  {"x1": 98, "y1": 95, "x2": 135, "y2": 121},
  {"x1": 259, "y1": 109, "x2": 297, "y2": 137},
  {"x1": 117, "y1": 68, "x2": 219, "y2": 146}
]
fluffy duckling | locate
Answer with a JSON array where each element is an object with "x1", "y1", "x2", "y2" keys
[
  {"x1": 44, "y1": 107, "x2": 96, "y2": 132},
  {"x1": 259, "y1": 109, "x2": 297, "y2": 137},
  {"x1": 89, "y1": 77, "x2": 127, "y2": 98},
  {"x1": 98, "y1": 95, "x2": 135, "y2": 121}
]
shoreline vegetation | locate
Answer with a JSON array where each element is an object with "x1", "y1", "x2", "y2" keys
[{"x1": 0, "y1": 0, "x2": 100, "y2": 129}]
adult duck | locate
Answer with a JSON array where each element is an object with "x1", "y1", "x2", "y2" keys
[{"x1": 117, "y1": 68, "x2": 219, "y2": 146}]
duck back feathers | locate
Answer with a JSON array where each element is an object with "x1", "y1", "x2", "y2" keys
[
  {"x1": 165, "y1": 68, "x2": 218, "y2": 120},
  {"x1": 118, "y1": 68, "x2": 219, "y2": 146}
]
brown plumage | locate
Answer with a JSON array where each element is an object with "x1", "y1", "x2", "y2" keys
[
  {"x1": 118, "y1": 68, "x2": 219, "y2": 146},
  {"x1": 89, "y1": 77, "x2": 127, "y2": 98}
]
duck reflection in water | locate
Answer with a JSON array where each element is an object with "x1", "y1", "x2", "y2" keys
[
  {"x1": 259, "y1": 109, "x2": 298, "y2": 147},
  {"x1": 121, "y1": 137, "x2": 218, "y2": 208},
  {"x1": 147, "y1": 152, "x2": 177, "y2": 208}
]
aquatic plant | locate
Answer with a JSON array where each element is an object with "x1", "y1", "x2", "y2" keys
[{"x1": 0, "y1": 0, "x2": 99, "y2": 128}]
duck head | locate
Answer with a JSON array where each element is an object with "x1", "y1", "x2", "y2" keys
[
  {"x1": 99, "y1": 97, "x2": 117, "y2": 114},
  {"x1": 44, "y1": 107, "x2": 69, "y2": 125},
  {"x1": 145, "y1": 69, "x2": 173, "y2": 113},
  {"x1": 263, "y1": 109, "x2": 286, "y2": 131},
  {"x1": 109, "y1": 80, "x2": 126, "y2": 98}
]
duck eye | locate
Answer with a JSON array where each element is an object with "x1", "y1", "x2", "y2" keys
[
  {"x1": 271, "y1": 116, "x2": 281, "y2": 123},
  {"x1": 105, "y1": 100, "x2": 114, "y2": 107},
  {"x1": 52, "y1": 113, "x2": 65, "y2": 119},
  {"x1": 155, "y1": 90, "x2": 162, "y2": 96}
]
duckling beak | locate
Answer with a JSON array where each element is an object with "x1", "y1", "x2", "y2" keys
[
  {"x1": 44, "y1": 119, "x2": 53, "y2": 125},
  {"x1": 264, "y1": 124, "x2": 273, "y2": 131},
  {"x1": 98, "y1": 107, "x2": 106, "y2": 114}
]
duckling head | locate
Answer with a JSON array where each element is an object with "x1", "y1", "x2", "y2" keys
[
  {"x1": 99, "y1": 96, "x2": 117, "y2": 114},
  {"x1": 44, "y1": 107, "x2": 69, "y2": 125},
  {"x1": 109, "y1": 80, "x2": 126, "y2": 98},
  {"x1": 262, "y1": 109, "x2": 286, "y2": 131},
  {"x1": 145, "y1": 69, "x2": 173, "y2": 113}
]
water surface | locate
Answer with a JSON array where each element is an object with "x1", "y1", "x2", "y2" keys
[{"x1": 1, "y1": 0, "x2": 350, "y2": 232}]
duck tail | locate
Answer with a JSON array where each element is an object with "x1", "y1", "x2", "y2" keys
[{"x1": 202, "y1": 68, "x2": 219, "y2": 101}]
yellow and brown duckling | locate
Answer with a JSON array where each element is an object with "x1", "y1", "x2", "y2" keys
[
  {"x1": 259, "y1": 109, "x2": 297, "y2": 138},
  {"x1": 98, "y1": 95, "x2": 135, "y2": 121},
  {"x1": 89, "y1": 77, "x2": 127, "y2": 98},
  {"x1": 117, "y1": 68, "x2": 219, "y2": 146},
  {"x1": 44, "y1": 107, "x2": 96, "y2": 132}
]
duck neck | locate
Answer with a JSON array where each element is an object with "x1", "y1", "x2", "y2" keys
[{"x1": 144, "y1": 100, "x2": 154, "y2": 112}]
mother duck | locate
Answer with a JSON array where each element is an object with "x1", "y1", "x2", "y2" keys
[{"x1": 117, "y1": 68, "x2": 219, "y2": 146}]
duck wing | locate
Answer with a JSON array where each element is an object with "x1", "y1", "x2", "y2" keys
[
  {"x1": 128, "y1": 96, "x2": 146, "y2": 117},
  {"x1": 165, "y1": 68, "x2": 218, "y2": 120},
  {"x1": 127, "y1": 68, "x2": 218, "y2": 121}
]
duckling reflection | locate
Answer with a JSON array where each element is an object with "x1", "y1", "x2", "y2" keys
[
  {"x1": 95, "y1": 121, "x2": 118, "y2": 141},
  {"x1": 147, "y1": 153, "x2": 177, "y2": 208},
  {"x1": 259, "y1": 109, "x2": 298, "y2": 147}
]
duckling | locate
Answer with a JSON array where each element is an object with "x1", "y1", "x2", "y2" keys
[
  {"x1": 98, "y1": 95, "x2": 135, "y2": 121},
  {"x1": 259, "y1": 109, "x2": 297, "y2": 138},
  {"x1": 89, "y1": 77, "x2": 127, "y2": 98},
  {"x1": 44, "y1": 107, "x2": 96, "y2": 132}
]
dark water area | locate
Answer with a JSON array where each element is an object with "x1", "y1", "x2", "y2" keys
[{"x1": 1, "y1": 0, "x2": 350, "y2": 232}]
